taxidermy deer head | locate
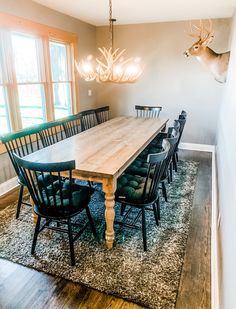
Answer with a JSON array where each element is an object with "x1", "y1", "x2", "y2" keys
[{"x1": 184, "y1": 20, "x2": 230, "y2": 83}]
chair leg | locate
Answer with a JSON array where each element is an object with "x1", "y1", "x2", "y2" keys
[
  {"x1": 169, "y1": 162, "x2": 173, "y2": 182},
  {"x1": 173, "y1": 153, "x2": 178, "y2": 172},
  {"x1": 152, "y1": 203, "x2": 159, "y2": 226},
  {"x1": 120, "y1": 203, "x2": 126, "y2": 216},
  {"x1": 167, "y1": 171, "x2": 171, "y2": 184},
  {"x1": 16, "y1": 184, "x2": 24, "y2": 219},
  {"x1": 68, "y1": 218, "x2": 75, "y2": 266},
  {"x1": 156, "y1": 198, "x2": 161, "y2": 220},
  {"x1": 85, "y1": 206, "x2": 97, "y2": 237},
  {"x1": 141, "y1": 208, "x2": 147, "y2": 251},
  {"x1": 161, "y1": 181, "x2": 168, "y2": 202},
  {"x1": 31, "y1": 216, "x2": 41, "y2": 254}
]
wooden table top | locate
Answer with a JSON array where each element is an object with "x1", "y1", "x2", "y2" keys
[{"x1": 25, "y1": 116, "x2": 168, "y2": 179}]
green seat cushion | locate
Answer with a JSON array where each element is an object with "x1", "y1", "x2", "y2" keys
[
  {"x1": 126, "y1": 155, "x2": 167, "y2": 180},
  {"x1": 37, "y1": 179, "x2": 94, "y2": 217},
  {"x1": 117, "y1": 174, "x2": 147, "y2": 203},
  {"x1": 138, "y1": 144, "x2": 162, "y2": 160},
  {"x1": 125, "y1": 159, "x2": 149, "y2": 177}
]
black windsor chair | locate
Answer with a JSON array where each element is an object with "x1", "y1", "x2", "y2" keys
[
  {"x1": 115, "y1": 139, "x2": 170, "y2": 251},
  {"x1": 14, "y1": 154, "x2": 97, "y2": 266},
  {"x1": 125, "y1": 127, "x2": 179, "y2": 202},
  {"x1": 173, "y1": 112, "x2": 187, "y2": 171}
]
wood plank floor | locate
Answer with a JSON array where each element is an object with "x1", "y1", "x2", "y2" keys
[{"x1": 0, "y1": 150, "x2": 211, "y2": 309}]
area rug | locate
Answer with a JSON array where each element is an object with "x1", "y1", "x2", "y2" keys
[{"x1": 0, "y1": 160, "x2": 198, "y2": 309}]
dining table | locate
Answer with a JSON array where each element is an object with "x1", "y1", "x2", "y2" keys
[{"x1": 24, "y1": 116, "x2": 168, "y2": 249}]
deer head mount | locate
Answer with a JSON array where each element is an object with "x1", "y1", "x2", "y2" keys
[{"x1": 184, "y1": 20, "x2": 230, "y2": 83}]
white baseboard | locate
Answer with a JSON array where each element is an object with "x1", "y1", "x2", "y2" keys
[
  {"x1": 179, "y1": 142, "x2": 216, "y2": 153},
  {"x1": 211, "y1": 149, "x2": 220, "y2": 309},
  {"x1": 0, "y1": 176, "x2": 18, "y2": 197}
]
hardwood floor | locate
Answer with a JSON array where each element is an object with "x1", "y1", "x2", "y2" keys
[{"x1": 0, "y1": 150, "x2": 211, "y2": 309}]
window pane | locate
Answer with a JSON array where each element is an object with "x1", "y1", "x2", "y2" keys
[
  {"x1": 0, "y1": 33, "x2": 5, "y2": 84},
  {"x1": 0, "y1": 86, "x2": 10, "y2": 134},
  {"x1": 12, "y1": 33, "x2": 41, "y2": 83},
  {"x1": 18, "y1": 84, "x2": 45, "y2": 128},
  {"x1": 49, "y1": 41, "x2": 69, "y2": 81},
  {"x1": 0, "y1": 61, "x2": 2, "y2": 84},
  {"x1": 53, "y1": 83, "x2": 71, "y2": 119}
]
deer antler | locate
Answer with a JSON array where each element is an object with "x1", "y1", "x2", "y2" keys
[
  {"x1": 201, "y1": 19, "x2": 213, "y2": 42},
  {"x1": 187, "y1": 19, "x2": 213, "y2": 42}
]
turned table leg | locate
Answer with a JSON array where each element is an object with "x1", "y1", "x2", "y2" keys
[{"x1": 103, "y1": 178, "x2": 116, "y2": 249}]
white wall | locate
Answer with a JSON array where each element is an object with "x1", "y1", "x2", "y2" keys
[
  {"x1": 96, "y1": 19, "x2": 230, "y2": 145},
  {"x1": 216, "y1": 11, "x2": 236, "y2": 309}
]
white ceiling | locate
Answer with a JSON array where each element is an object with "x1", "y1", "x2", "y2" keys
[{"x1": 33, "y1": 0, "x2": 236, "y2": 26}]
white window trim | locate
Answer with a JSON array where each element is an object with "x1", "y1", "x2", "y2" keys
[{"x1": 0, "y1": 12, "x2": 80, "y2": 154}]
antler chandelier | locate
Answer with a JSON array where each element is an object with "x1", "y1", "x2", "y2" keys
[{"x1": 76, "y1": 0, "x2": 143, "y2": 83}]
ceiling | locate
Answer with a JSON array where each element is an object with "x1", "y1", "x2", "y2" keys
[{"x1": 33, "y1": 0, "x2": 236, "y2": 26}]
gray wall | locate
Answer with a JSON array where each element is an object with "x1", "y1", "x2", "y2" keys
[
  {"x1": 96, "y1": 19, "x2": 230, "y2": 144},
  {"x1": 216, "y1": 11, "x2": 236, "y2": 309},
  {"x1": 0, "y1": 0, "x2": 97, "y2": 184}
]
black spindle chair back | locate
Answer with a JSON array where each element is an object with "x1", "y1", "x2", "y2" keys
[
  {"x1": 135, "y1": 105, "x2": 162, "y2": 118},
  {"x1": 62, "y1": 114, "x2": 82, "y2": 138},
  {"x1": 80, "y1": 109, "x2": 98, "y2": 131},
  {"x1": 164, "y1": 128, "x2": 179, "y2": 169},
  {"x1": 38, "y1": 120, "x2": 66, "y2": 147},
  {"x1": 95, "y1": 106, "x2": 110, "y2": 124},
  {"x1": 13, "y1": 154, "x2": 97, "y2": 266},
  {"x1": 14, "y1": 155, "x2": 74, "y2": 214},
  {"x1": 172, "y1": 113, "x2": 187, "y2": 172},
  {"x1": 0, "y1": 127, "x2": 43, "y2": 218},
  {"x1": 145, "y1": 139, "x2": 170, "y2": 202},
  {"x1": 176, "y1": 117, "x2": 187, "y2": 147},
  {"x1": 1, "y1": 127, "x2": 42, "y2": 176}
]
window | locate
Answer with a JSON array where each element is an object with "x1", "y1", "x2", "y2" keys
[
  {"x1": 0, "y1": 86, "x2": 10, "y2": 135},
  {"x1": 49, "y1": 41, "x2": 72, "y2": 119},
  {"x1": 0, "y1": 34, "x2": 11, "y2": 135},
  {"x1": 0, "y1": 12, "x2": 78, "y2": 140},
  {"x1": 12, "y1": 33, "x2": 46, "y2": 128}
]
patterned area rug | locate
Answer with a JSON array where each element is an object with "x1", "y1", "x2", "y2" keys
[{"x1": 0, "y1": 160, "x2": 198, "y2": 309}]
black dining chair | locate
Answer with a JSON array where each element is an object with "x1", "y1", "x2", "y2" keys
[
  {"x1": 135, "y1": 105, "x2": 162, "y2": 118},
  {"x1": 80, "y1": 109, "x2": 98, "y2": 131},
  {"x1": 62, "y1": 113, "x2": 83, "y2": 138},
  {"x1": 38, "y1": 120, "x2": 67, "y2": 147},
  {"x1": 0, "y1": 127, "x2": 43, "y2": 218},
  {"x1": 180, "y1": 110, "x2": 187, "y2": 118},
  {"x1": 125, "y1": 128, "x2": 179, "y2": 202},
  {"x1": 95, "y1": 106, "x2": 110, "y2": 124},
  {"x1": 173, "y1": 113, "x2": 187, "y2": 171},
  {"x1": 13, "y1": 154, "x2": 97, "y2": 266},
  {"x1": 115, "y1": 139, "x2": 170, "y2": 251},
  {"x1": 135, "y1": 104, "x2": 165, "y2": 140}
]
